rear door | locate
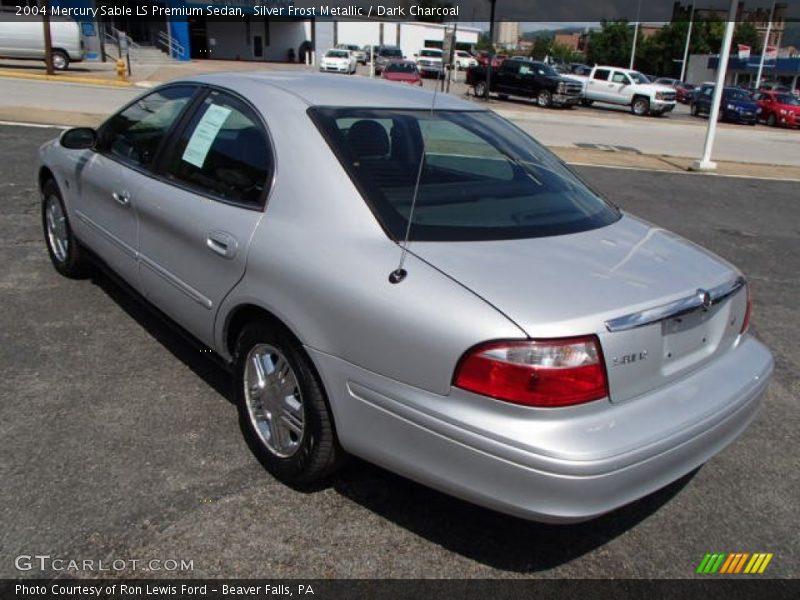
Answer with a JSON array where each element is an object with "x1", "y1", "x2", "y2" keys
[
  {"x1": 495, "y1": 60, "x2": 520, "y2": 94},
  {"x1": 135, "y1": 88, "x2": 273, "y2": 347},
  {"x1": 586, "y1": 68, "x2": 611, "y2": 101}
]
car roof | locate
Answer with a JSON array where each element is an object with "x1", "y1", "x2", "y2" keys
[{"x1": 178, "y1": 72, "x2": 478, "y2": 110}]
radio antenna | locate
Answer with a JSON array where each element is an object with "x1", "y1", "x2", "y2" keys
[{"x1": 388, "y1": 62, "x2": 442, "y2": 284}]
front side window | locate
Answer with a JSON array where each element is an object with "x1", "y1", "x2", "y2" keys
[
  {"x1": 163, "y1": 90, "x2": 272, "y2": 207},
  {"x1": 612, "y1": 72, "x2": 631, "y2": 84},
  {"x1": 99, "y1": 86, "x2": 197, "y2": 168},
  {"x1": 310, "y1": 108, "x2": 619, "y2": 242}
]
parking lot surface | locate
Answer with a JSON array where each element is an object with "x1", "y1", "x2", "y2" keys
[{"x1": 1, "y1": 125, "x2": 797, "y2": 578}]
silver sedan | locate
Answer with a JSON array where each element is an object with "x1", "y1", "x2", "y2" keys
[{"x1": 38, "y1": 73, "x2": 773, "y2": 522}]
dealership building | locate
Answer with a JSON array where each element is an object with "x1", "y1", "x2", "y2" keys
[{"x1": 2, "y1": 0, "x2": 479, "y2": 64}]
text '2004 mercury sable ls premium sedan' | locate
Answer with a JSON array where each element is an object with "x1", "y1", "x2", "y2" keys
[{"x1": 38, "y1": 73, "x2": 773, "y2": 522}]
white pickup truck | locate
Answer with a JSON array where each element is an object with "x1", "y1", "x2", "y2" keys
[{"x1": 573, "y1": 66, "x2": 677, "y2": 116}]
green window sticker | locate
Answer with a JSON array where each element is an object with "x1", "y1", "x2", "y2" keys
[{"x1": 182, "y1": 104, "x2": 232, "y2": 168}]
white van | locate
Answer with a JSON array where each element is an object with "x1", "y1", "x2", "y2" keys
[{"x1": 0, "y1": 15, "x2": 84, "y2": 70}]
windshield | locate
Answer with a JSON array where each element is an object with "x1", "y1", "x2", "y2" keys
[
  {"x1": 385, "y1": 63, "x2": 417, "y2": 74},
  {"x1": 381, "y1": 48, "x2": 403, "y2": 57},
  {"x1": 534, "y1": 62, "x2": 559, "y2": 77},
  {"x1": 420, "y1": 49, "x2": 442, "y2": 57},
  {"x1": 628, "y1": 71, "x2": 649, "y2": 84},
  {"x1": 776, "y1": 94, "x2": 800, "y2": 106},
  {"x1": 326, "y1": 51, "x2": 348, "y2": 58},
  {"x1": 309, "y1": 108, "x2": 619, "y2": 242}
]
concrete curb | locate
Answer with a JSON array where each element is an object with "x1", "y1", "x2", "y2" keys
[{"x1": 0, "y1": 70, "x2": 133, "y2": 88}]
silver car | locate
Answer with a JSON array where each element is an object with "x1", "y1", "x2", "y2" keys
[{"x1": 38, "y1": 73, "x2": 773, "y2": 522}]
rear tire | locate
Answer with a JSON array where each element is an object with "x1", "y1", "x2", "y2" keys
[
  {"x1": 51, "y1": 50, "x2": 69, "y2": 71},
  {"x1": 41, "y1": 179, "x2": 91, "y2": 279},
  {"x1": 234, "y1": 320, "x2": 343, "y2": 486},
  {"x1": 497, "y1": 93, "x2": 508, "y2": 100},
  {"x1": 691, "y1": 102, "x2": 700, "y2": 117},
  {"x1": 473, "y1": 81, "x2": 488, "y2": 98}
]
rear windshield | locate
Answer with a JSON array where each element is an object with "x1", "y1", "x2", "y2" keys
[
  {"x1": 309, "y1": 108, "x2": 619, "y2": 242},
  {"x1": 386, "y1": 63, "x2": 417, "y2": 73},
  {"x1": 420, "y1": 49, "x2": 442, "y2": 57},
  {"x1": 381, "y1": 48, "x2": 403, "y2": 57}
]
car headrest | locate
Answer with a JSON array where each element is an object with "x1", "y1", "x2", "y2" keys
[{"x1": 346, "y1": 120, "x2": 390, "y2": 159}]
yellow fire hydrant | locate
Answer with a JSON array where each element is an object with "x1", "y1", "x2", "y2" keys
[{"x1": 115, "y1": 58, "x2": 127, "y2": 81}]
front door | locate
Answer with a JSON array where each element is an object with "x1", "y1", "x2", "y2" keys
[
  {"x1": 136, "y1": 89, "x2": 273, "y2": 347},
  {"x1": 74, "y1": 85, "x2": 199, "y2": 288}
]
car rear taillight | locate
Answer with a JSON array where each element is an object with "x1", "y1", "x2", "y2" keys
[
  {"x1": 453, "y1": 336, "x2": 609, "y2": 408},
  {"x1": 741, "y1": 283, "x2": 752, "y2": 334}
]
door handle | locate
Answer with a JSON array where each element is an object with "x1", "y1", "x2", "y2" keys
[
  {"x1": 206, "y1": 231, "x2": 238, "y2": 259},
  {"x1": 112, "y1": 190, "x2": 131, "y2": 207}
]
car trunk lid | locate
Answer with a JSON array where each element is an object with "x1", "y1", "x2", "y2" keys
[{"x1": 412, "y1": 214, "x2": 749, "y2": 404}]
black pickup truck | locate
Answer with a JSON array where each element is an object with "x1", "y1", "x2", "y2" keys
[{"x1": 467, "y1": 59, "x2": 583, "y2": 108}]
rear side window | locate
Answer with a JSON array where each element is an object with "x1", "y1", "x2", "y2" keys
[
  {"x1": 593, "y1": 69, "x2": 610, "y2": 80},
  {"x1": 309, "y1": 108, "x2": 619, "y2": 242},
  {"x1": 99, "y1": 86, "x2": 196, "y2": 168},
  {"x1": 163, "y1": 90, "x2": 272, "y2": 207}
]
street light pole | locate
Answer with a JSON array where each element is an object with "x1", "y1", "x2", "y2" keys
[
  {"x1": 680, "y1": 4, "x2": 695, "y2": 82},
  {"x1": 629, "y1": 0, "x2": 642, "y2": 70},
  {"x1": 691, "y1": 0, "x2": 738, "y2": 171},
  {"x1": 42, "y1": 0, "x2": 54, "y2": 75},
  {"x1": 755, "y1": 0, "x2": 777, "y2": 89}
]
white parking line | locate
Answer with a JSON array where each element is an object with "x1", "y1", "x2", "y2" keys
[
  {"x1": 568, "y1": 161, "x2": 800, "y2": 182},
  {"x1": 0, "y1": 119, "x2": 69, "y2": 129}
]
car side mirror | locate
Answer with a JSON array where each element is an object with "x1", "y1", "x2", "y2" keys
[{"x1": 60, "y1": 127, "x2": 96, "y2": 150}]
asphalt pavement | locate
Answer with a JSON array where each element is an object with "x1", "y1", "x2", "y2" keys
[{"x1": 0, "y1": 125, "x2": 797, "y2": 579}]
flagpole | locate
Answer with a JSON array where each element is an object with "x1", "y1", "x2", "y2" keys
[{"x1": 755, "y1": 0, "x2": 776, "y2": 89}]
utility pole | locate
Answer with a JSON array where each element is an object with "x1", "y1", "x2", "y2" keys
[
  {"x1": 680, "y1": 4, "x2": 695, "y2": 82},
  {"x1": 692, "y1": 0, "x2": 738, "y2": 171},
  {"x1": 755, "y1": 0, "x2": 777, "y2": 89},
  {"x1": 42, "y1": 0, "x2": 54, "y2": 75},
  {"x1": 629, "y1": 0, "x2": 642, "y2": 69},
  {"x1": 485, "y1": 0, "x2": 496, "y2": 101}
]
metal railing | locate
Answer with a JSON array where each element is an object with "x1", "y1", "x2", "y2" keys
[{"x1": 156, "y1": 30, "x2": 186, "y2": 61}]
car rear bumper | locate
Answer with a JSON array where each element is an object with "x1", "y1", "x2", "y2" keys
[{"x1": 310, "y1": 335, "x2": 772, "y2": 522}]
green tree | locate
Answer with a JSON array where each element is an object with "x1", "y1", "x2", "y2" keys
[
  {"x1": 733, "y1": 22, "x2": 761, "y2": 51},
  {"x1": 528, "y1": 35, "x2": 552, "y2": 60},
  {"x1": 586, "y1": 20, "x2": 632, "y2": 67},
  {"x1": 475, "y1": 32, "x2": 493, "y2": 51}
]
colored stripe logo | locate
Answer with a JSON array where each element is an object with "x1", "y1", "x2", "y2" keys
[{"x1": 697, "y1": 552, "x2": 773, "y2": 574}]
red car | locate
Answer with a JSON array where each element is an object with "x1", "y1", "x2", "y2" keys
[
  {"x1": 675, "y1": 82, "x2": 695, "y2": 104},
  {"x1": 754, "y1": 90, "x2": 800, "y2": 128},
  {"x1": 381, "y1": 60, "x2": 423, "y2": 86},
  {"x1": 475, "y1": 51, "x2": 508, "y2": 68}
]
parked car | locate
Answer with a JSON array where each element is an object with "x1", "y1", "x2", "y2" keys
[
  {"x1": 692, "y1": 85, "x2": 759, "y2": 124},
  {"x1": 374, "y1": 45, "x2": 404, "y2": 74},
  {"x1": 0, "y1": 14, "x2": 84, "y2": 70},
  {"x1": 414, "y1": 48, "x2": 443, "y2": 78},
  {"x1": 753, "y1": 90, "x2": 800, "y2": 127},
  {"x1": 758, "y1": 81, "x2": 793, "y2": 94},
  {"x1": 336, "y1": 43, "x2": 366, "y2": 65},
  {"x1": 319, "y1": 49, "x2": 357, "y2": 74},
  {"x1": 570, "y1": 63, "x2": 592, "y2": 75},
  {"x1": 38, "y1": 73, "x2": 772, "y2": 523},
  {"x1": 468, "y1": 59, "x2": 583, "y2": 108},
  {"x1": 362, "y1": 45, "x2": 379, "y2": 64},
  {"x1": 573, "y1": 66, "x2": 677, "y2": 116},
  {"x1": 675, "y1": 82, "x2": 696, "y2": 104},
  {"x1": 475, "y1": 51, "x2": 508, "y2": 68},
  {"x1": 381, "y1": 60, "x2": 422, "y2": 86},
  {"x1": 453, "y1": 50, "x2": 478, "y2": 70}
]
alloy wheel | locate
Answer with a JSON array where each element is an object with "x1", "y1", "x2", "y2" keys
[{"x1": 45, "y1": 194, "x2": 69, "y2": 263}]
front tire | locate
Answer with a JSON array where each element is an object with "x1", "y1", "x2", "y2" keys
[
  {"x1": 234, "y1": 320, "x2": 343, "y2": 486},
  {"x1": 41, "y1": 179, "x2": 91, "y2": 278},
  {"x1": 631, "y1": 96, "x2": 650, "y2": 116},
  {"x1": 536, "y1": 90, "x2": 553, "y2": 108},
  {"x1": 767, "y1": 113, "x2": 777, "y2": 127},
  {"x1": 691, "y1": 102, "x2": 700, "y2": 116},
  {"x1": 581, "y1": 98, "x2": 593, "y2": 107}
]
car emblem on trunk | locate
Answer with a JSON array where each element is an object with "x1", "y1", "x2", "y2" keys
[{"x1": 698, "y1": 289, "x2": 713, "y2": 310}]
